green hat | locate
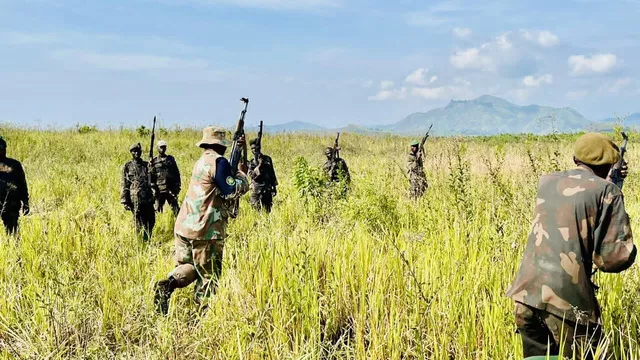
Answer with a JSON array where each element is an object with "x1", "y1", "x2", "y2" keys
[
  {"x1": 573, "y1": 132, "x2": 620, "y2": 166},
  {"x1": 410, "y1": 140, "x2": 419, "y2": 147},
  {"x1": 129, "y1": 142, "x2": 142, "y2": 152}
]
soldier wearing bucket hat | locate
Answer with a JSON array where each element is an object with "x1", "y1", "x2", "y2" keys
[
  {"x1": 0, "y1": 137, "x2": 29, "y2": 235},
  {"x1": 407, "y1": 139, "x2": 427, "y2": 199},
  {"x1": 154, "y1": 126, "x2": 249, "y2": 315},
  {"x1": 506, "y1": 132, "x2": 636, "y2": 358},
  {"x1": 150, "y1": 140, "x2": 181, "y2": 215},
  {"x1": 120, "y1": 142, "x2": 155, "y2": 242}
]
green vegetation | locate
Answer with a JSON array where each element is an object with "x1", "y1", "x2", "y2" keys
[{"x1": 0, "y1": 127, "x2": 638, "y2": 359}]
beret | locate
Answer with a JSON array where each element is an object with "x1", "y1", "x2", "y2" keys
[
  {"x1": 410, "y1": 140, "x2": 420, "y2": 146},
  {"x1": 573, "y1": 132, "x2": 620, "y2": 166}
]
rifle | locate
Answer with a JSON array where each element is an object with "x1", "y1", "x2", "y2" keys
[
  {"x1": 229, "y1": 97, "x2": 249, "y2": 218},
  {"x1": 149, "y1": 116, "x2": 157, "y2": 161},
  {"x1": 333, "y1": 133, "x2": 340, "y2": 160},
  {"x1": 609, "y1": 131, "x2": 629, "y2": 189},
  {"x1": 256, "y1": 120, "x2": 264, "y2": 158},
  {"x1": 418, "y1": 124, "x2": 433, "y2": 159}
]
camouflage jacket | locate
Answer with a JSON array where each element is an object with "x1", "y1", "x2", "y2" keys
[
  {"x1": 248, "y1": 154, "x2": 278, "y2": 192},
  {"x1": 407, "y1": 152, "x2": 426, "y2": 180},
  {"x1": 174, "y1": 149, "x2": 248, "y2": 241},
  {"x1": 150, "y1": 154, "x2": 181, "y2": 194},
  {"x1": 506, "y1": 166, "x2": 637, "y2": 324},
  {"x1": 323, "y1": 157, "x2": 351, "y2": 183},
  {"x1": 120, "y1": 158, "x2": 154, "y2": 208},
  {"x1": 0, "y1": 157, "x2": 29, "y2": 211}
]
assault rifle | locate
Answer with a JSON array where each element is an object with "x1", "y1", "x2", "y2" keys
[
  {"x1": 149, "y1": 116, "x2": 157, "y2": 161},
  {"x1": 609, "y1": 131, "x2": 629, "y2": 189},
  {"x1": 255, "y1": 120, "x2": 264, "y2": 157},
  {"x1": 333, "y1": 133, "x2": 340, "y2": 160},
  {"x1": 229, "y1": 97, "x2": 249, "y2": 218},
  {"x1": 418, "y1": 124, "x2": 433, "y2": 159}
]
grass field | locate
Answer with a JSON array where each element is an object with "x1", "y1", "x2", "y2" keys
[{"x1": 0, "y1": 127, "x2": 639, "y2": 359}]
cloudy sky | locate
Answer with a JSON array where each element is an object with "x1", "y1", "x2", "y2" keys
[{"x1": 1, "y1": 0, "x2": 639, "y2": 129}]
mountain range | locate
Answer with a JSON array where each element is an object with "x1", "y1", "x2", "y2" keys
[{"x1": 257, "y1": 95, "x2": 638, "y2": 136}]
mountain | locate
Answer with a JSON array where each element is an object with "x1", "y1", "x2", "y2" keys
[
  {"x1": 601, "y1": 113, "x2": 640, "y2": 126},
  {"x1": 265, "y1": 121, "x2": 325, "y2": 133},
  {"x1": 388, "y1": 95, "x2": 591, "y2": 135}
]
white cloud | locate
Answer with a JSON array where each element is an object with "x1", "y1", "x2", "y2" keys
[
  {"x1": 568, "y1": 53, "x2": 617, "y2": 75},
  {"x1": 453, "y1": 77, "x2": 471, "y2": 87},
  {"x1": 495, "y1": 33, "x2": 512, "y2": 50},
  {"x1": 452, "y1": 27, "x2": 472, "y2": 39},
  {"x1": 566, "y1": 90, "x2": 588, "y2": 100},
  {"x1": 405, "y1": 68, "x2": 430, "y2": 85},
  {"x1": 522, "y1": 74, "x2": 553, "y2": 87},
  {"x1": 429, "y1": 75, "x2": 438, "y2": 83},
  {"x1": 450, "y1": 47, "x2": 493, "y2": 71},
  {"x1": 51, "y1": 50, "x2": 209, "y2": 71},
  {"x1": 368, "y1": 87, "x2": 407, "y2": 101},
  {"x1": 411, "y1": 87, "x2": 447, "y2": 100},
  {"x1": 380, "y1": 80, "x2": 395, "y2": 89},
  {"x1": 520, "y1": 29, "x2": 559, "y2": 47},
  {"x1": 605, "y1": 77, "x2": 633, "y2": 93},
  {"x1": 361, "y1": 80, "x2": 374, "y2": 88}
]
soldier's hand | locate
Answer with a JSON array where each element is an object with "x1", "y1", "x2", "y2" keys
[
  {"x1": 272, "y1": 188, "x2": 277, "y2": 197},
  {"x1": 123, "y1": 203, "x2": 132, "y2": 211},
  {"x1": 621, "y1": 160, "x2": 629, "y2": 179},
  {"x1": 22, "y1": 203, "x2": 30, "y2": 216},
  {"x1": 239, "y1": 163, "x2": 248, "y2": 174},
  {"x1": 238, "y1": 134, "x2": 246, "y2": 147}
]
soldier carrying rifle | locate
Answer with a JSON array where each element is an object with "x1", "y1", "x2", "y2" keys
[
  {"x1": 323, "y1": 133, "x2": 350, "y2": 184},
  {"x1": 248, "y1": 121, "x2": 278, "y2": 212},
  {"x1": 407, "y1": 125, "x2": 432, "y2": 199},
  {"x1": 150, "y1": 140, "x2": 181, "y2": 215}
]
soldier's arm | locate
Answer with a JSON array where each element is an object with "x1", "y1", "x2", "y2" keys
[
  {"x1": 120, "y1": 164, "x2": 132, "y2": 204},
  {"x1": 169, "y1": 156, "x2": 181, "y2": 191},
  {"x1": 269, "y1": 158, "x2": 278, "y2": 186},
  {"x1": 214, "y1": 157, "x2": 249, "y2": 198},
  {"x1": 593, "y1": 191, "x2": 637, "y2": 273},
  {"x1": 13, "y1": 161, "x2": 29, "y2": 206},
  {"x1": 341, "y1": 160, "x2": 351, "y2": 182}
]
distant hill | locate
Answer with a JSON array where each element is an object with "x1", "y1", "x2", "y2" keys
[
  {"x1": 387, "y1": 95, "x2": 591, "y2": 136},
  {"x1": 265, "y1": 121, "x2": 325, "y2": 133}
]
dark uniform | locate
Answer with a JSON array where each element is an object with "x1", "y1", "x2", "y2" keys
[
  {"x1": 506, "y1": 133, "x2": 636, "y2": 359},
  {"x1": 121, "y1": 143, "x2": 155, "y2": 241},
  {"x1": 0, "y1": 138, "x2": 29, "y2": 235},
  {"x1": 150, "y1": 154, "x2": 181, "y2": 215},
  {"x1": 407, "y1": 150, "x2": 427, "y2": 198},
  {"x1": 248, "y1": 154, "x2": 278, "y2": 212},
  {"x1": 323, "y1": 148, "x2": 351, "y2": 183}
]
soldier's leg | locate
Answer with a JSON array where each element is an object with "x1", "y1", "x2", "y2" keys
[
  {"x1": 143, "y1": 204, "x2": 156, "y2": 241},
  {"x1": 155, "y1": 234, "x2": 198, "y2": 315},
  {"x1": 1, "y1": 211, "x2": 19, "y2": 235},
  {"x1": 249, "y1": 190, "x2": 261, "y2": 210},
  {"x1": 167, "y1": 193, "x2": 180, "y2": 215},
  {"x1": 156, "y1": 193, "x2": 166, "y2": 213},
  {"x1": 514, "y1": 302, "x2": 559, "y2": 357},
  {"x1": 544, "y1": 313, "x2": 603, "y2": 360},
  {"x1": 192, "y1": 239, "x2": 224, "y2": 308},
  {"x1": 262, "y1": 192, "x2": 273, "y2": 213}
]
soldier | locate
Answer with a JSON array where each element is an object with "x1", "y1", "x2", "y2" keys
[
  {"x1": 248, "y1": 138, "x2": 278, "y2": 212},
  {"x1": 120, "y1": 143, "x2": 155, "y2": 242},
  {"x1": 150, "y1": 140, "x2": 181, "y2": 215},
  {"x1": 0, "y1": 137, "x2": 29, "y2": 235},
  {"x1": 407, "y1": 140, "x2": 428, "y2": 198},
  {"x1": 506, "y1": 132, "x2": 636, "y2": 359},
  {"x1": 154, "y1": 127, "x2": 248, "y2": 315},
  {"x1": 323, "y1": 147, "x2": 351, "y2": 184}
]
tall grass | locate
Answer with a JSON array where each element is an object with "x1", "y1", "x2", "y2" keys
[{"x1": 0, "y1": 127, "x2": 638, "y2": 359}]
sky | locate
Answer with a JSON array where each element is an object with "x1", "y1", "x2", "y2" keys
[{"x1": 1, "y1": 0, "x2": 639, "y2": 129}]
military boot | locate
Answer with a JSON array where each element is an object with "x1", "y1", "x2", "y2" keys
[{"x1": 154, "y1": 277, "x2": 176, "y2": 315}]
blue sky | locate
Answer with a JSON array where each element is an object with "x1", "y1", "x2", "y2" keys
[{"x1": 1, "y1": 0, "x2": 639, "y2": 129}]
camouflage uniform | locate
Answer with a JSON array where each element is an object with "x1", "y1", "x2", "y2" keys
[
  {"x1": 248, "y1": 154, "x2": 278, "y2": 212},
  {"x1": 150, "y1": 153, "x2": 181, "y2": 215},
  {"x1": 120, "y1": 144, "x2": 155, "y2": 241},
  {"x1": 323, "y1": 150, "x2": 351, "y2": 184},
  {"x1": 407, "y1": 151, "x2": 427, "y2": 198},
  {"x1": 506, "y1": 165, "x2": 636, "y2": 358},
  {"x1": 154, "y1": 127, "x2": 248, "y2": 315},
  {"x1": 0, "y1": 153, "x2": 29, "y2": 235}
]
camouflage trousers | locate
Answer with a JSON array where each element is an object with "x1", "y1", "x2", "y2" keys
[
  {"x1": 515, "y1": 302, "x2": 604, "y2": 359},
  {"x1": 133, "y1": 204, "x2": 155, "y2": 242},
  {"x1": 1, "y1": 211, "x2": 19, "y2": 235},
  {"x1": 156, "y1": 192, "x2": 180, "y2": 215},
  {"x1": 168, "y1": 234, "x2": 225, "y2": 305},
  {"x1": 250, "y1": 188, "x2": 273, "y2": 212},
  {"x1": 409, "y1": 175, "x2": 428, "y2": 199}
]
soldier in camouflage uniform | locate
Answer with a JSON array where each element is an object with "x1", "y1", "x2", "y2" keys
[
  {"x1": 154, "y1": 127, "x2": 248, "y2": 315},
  {"x1": 407, "y1": 140, "x2": 428, "y2": 198},
  {"x1": 120, "y1": 143, "x2": 156, "y2": 242},
  {"x1": 150, "y1": 140, "x2": 181, "y2": 215},
  {"x1": 323, "y1": 147, "x2": 351, "y2": 184},
  {"x1": 506, "y1": 132, "x2": 636, "y2": 359},
  {"x1": 0, "y1": 137, "x2": 29, "y2": 235},
  {"x1": 248, "y1": 138, "x2": 278, "y2": 212}
]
